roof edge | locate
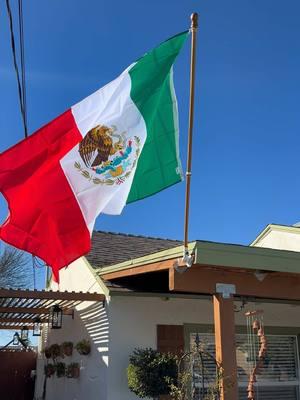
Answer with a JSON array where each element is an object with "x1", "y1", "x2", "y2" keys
[
  {"x1": 96, "y1": 242, "x2": 197, "y2": 276},
  {"x1": 82, "y1": 257, "x2": 111, "y2": 296},
  {"x1": 251, "y1": 224, "x2": 300, "y2": 246},
  {"x1": 194, "y1": 239, "x2": 300, "y2": 274},
  {"x1": 96, "y1": 238, "x2": 300, "y2": 277},
  {"x1": 250, "y1": 224, "x2": 272, "y2": 246}
]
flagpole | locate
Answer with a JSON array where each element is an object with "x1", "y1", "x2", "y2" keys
[{"x1": 182, "y1": 12, "x2": 198, "y2": 266}]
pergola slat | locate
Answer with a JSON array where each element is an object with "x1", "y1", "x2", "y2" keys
[
  {"x1": 0, "y1": 317, "x2": 47, "y2": 324},
  {"x1": 0, "y1": 307, "x2": 74, "y2": 315},
  {"x1": 0, "y1": 288, "x2": 105, "y2": 302},
  {"x1": 0, "y1": 288, "x2": 105, "y2": 329},
  {"x1": 0, "y1": 325, "x2": 34, "y2": 330}
]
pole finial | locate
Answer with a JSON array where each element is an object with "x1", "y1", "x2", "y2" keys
[{"x1": 190, "y1": 12, "x2": 198, "y2": 29}]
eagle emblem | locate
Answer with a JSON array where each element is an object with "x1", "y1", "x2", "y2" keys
[{"x1": 74, "y1": 124, "x2": 140, "y2": 186}]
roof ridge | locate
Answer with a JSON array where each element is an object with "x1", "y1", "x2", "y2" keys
[{"x1": 92, "y1": 230, "x2": 181, "y2": 242}]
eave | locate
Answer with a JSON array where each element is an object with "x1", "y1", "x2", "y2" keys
[
  {"x1": 97, "y1": 239, "x2": 300, "y2": 278},
  {"x1": 92, "y1": 239, "x2": 300, "y2": 302}
]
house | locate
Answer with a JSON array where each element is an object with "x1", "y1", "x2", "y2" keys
[{"x1": 35, "y1": 226, "x2": 300, "y2": 400}]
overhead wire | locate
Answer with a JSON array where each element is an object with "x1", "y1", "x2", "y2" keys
[
  {"x1": 5, "y1": 0, "x2": 44, "y2": 289},
  {"x1": 5, "y1": 0, "x2": 27, "y2": 137},
  {"x1": 18, "y1": 0, "x2": 27, "y2": 137}
]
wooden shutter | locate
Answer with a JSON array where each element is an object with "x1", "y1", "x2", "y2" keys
[
  {"x1": 157, "y1": 325, "x2": 184, "y2": 400},
  {"x1": 157, "y1": 324, "x2": 184, "y2": 355}
]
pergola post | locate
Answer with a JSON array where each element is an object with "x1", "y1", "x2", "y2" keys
[{"x1": 213, "y1": 292, "x2": 238, "y2": 400}]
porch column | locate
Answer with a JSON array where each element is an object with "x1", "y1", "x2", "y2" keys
[{"x1": 213, "y1": 293, "x2": 238, "y2": 400}]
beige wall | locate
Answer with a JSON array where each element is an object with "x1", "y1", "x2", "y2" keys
[
  {"x1": 253, "y1": 228, "x2": 300, "y2": 252},
  {"x1": 108, "y1": 295, "x2": 213, "y2": 400},
  {"x1": 34, "y1": 258, "x2": 109, "y2": 400},
  {"x1": 108, "y1": 294, "x2": 300, "y2": 400}
]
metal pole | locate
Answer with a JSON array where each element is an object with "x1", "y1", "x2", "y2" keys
[{"x1": 183, "y1": 13, "x2": 198, "y2": 255}]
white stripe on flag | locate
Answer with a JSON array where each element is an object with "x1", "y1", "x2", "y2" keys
[{"x1": 60, "y1": 70, "x2": 147, "y2": 234}]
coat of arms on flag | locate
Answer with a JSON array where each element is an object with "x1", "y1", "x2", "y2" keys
[{"x1": 74, "y1": 125, "x2": 141, "y2": 186}]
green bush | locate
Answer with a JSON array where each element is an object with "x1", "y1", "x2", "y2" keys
[{"x1": 127, "y1": 348, "x2": 177, "y2": 398}]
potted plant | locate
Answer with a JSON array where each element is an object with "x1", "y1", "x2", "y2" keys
[
  {"x1": 75, "y1": 339, "x2": 91, "y2": 355},
  {"x1": 127, "y1": 348, "x2": 177, "y2": 398},
  {"x1": 44, "y1": 347, "x2": 52, "y2": 359},
  {"x1": 62, "y1": 341, "x2": 73, "y2": 357},
  {"x1": 50, "y1": 344, "x2": 62, "y2": 360},
  {"x1": 56, "y1": 362, "x2": 66, "y2": 378},
  {"x1": 44, "y1": 363, "x2": 55, "y2": 378},
  {"x1": 66, "y1": 362, "x2": 80, "y2": 379}
]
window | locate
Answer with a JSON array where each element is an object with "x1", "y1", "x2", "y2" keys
[{"x1": 189, "y1": 333, "x2": 300, "y2": 400}]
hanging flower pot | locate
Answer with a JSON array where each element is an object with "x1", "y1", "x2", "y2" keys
[
  {"x1": 62, "y1": 342, "x2": 73, "y2": 357},
  {"x1": 50, "y1": 344, "x2": 62, "y2": 360},
  {"x1": 44, "y1": 363, "x2": 56, "y2": 378},
  {"x1": 75, "y1": 339, "x2": 91, "y2": 355},
  {"x1": 66, "y1": 363, "x2": 80, "y2": 379},
  {"x1": 44, "y1": 347, "x2": 52, "y2": 359},
  {"x1": 56, "y1": 362, "x2": 66, "y2": 378}
]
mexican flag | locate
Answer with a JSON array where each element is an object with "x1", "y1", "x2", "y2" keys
[{"x1": 0, "y1": 31, "x2": 188, "y2": 281}]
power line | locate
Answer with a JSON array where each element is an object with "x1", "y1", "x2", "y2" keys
[
  {"x1": 18, "y1": 0, "x2": 27, "y2": 136},
  {"x1": 5, "y1": 0, "x2": 28, "y2": 138},
  {"x1": 5, "y1": 0, "x2": 39, "y2": 289}
]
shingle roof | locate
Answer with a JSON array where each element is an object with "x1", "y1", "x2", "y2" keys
[{"x1": 86, "y1": 231, "x2": 181, "y2": 269}]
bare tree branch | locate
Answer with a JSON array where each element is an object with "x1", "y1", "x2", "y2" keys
[{"x1": 0, "y1": 245, "x2": 31, "y2": 289}]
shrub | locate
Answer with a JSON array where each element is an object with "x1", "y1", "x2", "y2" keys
[{"x1": 127, "y1": 348, "x2": 177, "y2": 398}]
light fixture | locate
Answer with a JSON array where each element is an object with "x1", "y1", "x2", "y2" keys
[
  {"x1": 254, "y1": 270, "x2": 268, "y2": 282},
  {"x1": 50, "y1": 305, "x2": 63, "y2": 329},
  {"x1": 20, "y1": 326, "x2": 29, "y2": 341},
  {"x1": 13, "y1": 332, "x2": 19, "y2": 345},
  {"x1": 33, "y1": 317, "x2": 42, "y2": 337}
]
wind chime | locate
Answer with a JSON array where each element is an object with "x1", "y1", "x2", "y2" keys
[{"x1": 245, "y1": 310, "x2": 267, "y2": 400}]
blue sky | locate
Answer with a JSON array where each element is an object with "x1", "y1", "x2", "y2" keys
[{"x1": 1, "y1": 0, "x2": 300, "y2": 291}]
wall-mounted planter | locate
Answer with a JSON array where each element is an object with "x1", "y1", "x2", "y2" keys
[
  {"x1": 56, "y1": 362, "x2": 66, "y2": 378},
  {"x1": 62, "y1": 342, "x2": 73, "y2": 357},
  {"x1": 49, "y1": 344, "x2": 62, "y2": 360},
  {"x1": 44, "y1": 347, "x2": 52, "y2": 359},
  {"x1": 66, "y1": 363, "x2": 80, "y2": 379},
  {"x1": 44, "y1": 363, "x2": 55, "y2": 378},
  {"x1": 75, "y1": 339, "x2": 91, "y2": 355}
]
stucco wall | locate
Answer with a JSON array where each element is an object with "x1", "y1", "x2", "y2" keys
[
  {"x1": 34, "y1": 258, "x2": 109, "y2": 400},
  {"x1": 108, "y1": 295, "x2": 213, "y2": 400},
  {"x1": 253, "y1": 228, "x2": 300, "y2": 252},
  {"x1": 108, "y1": 294, "x2": 300, "y2": 400}
]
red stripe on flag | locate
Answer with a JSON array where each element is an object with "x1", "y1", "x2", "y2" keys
[{"x1": 0, "y1": 109, "x2": 90, "y2": 282}]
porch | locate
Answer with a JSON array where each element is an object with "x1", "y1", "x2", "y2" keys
[{"x1": 98, "y1": 240, "x2": 300, "y2": 400}]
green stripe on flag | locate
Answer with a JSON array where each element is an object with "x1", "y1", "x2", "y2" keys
[{"x1": 127, "y1": 31, "x2": 189, "y2": 204}]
